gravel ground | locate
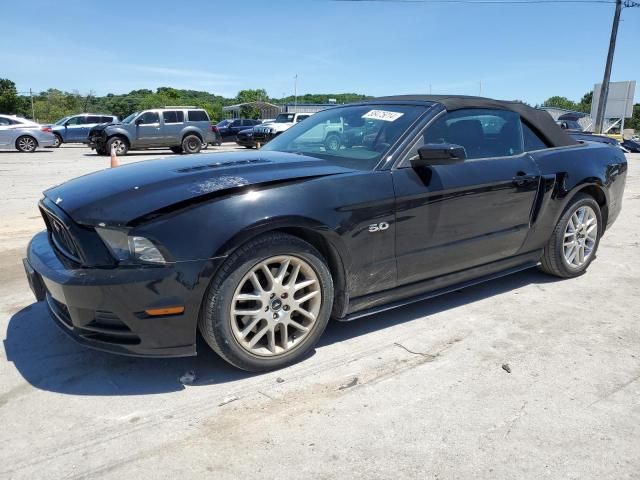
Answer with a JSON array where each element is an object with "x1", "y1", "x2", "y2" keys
[{"x1": 0, "y1": 145, "x2": 638, "y2": 479}]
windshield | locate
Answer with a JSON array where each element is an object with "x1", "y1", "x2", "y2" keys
[
  {"x1": 274, "y1": 113, "x2": 296, "y2": 123},
  {"x1": 217, "y1": 119, "x2": 232, "y2": 127},
  {"x1": 122, "y1": 112, "x2": 139, "y2": 124},
  {"x1": 54, "y1": 116, "x2": 70, "y2": 126},
  {"x1": 261, "y1": 104, "x2": 426, "y2": 170}
]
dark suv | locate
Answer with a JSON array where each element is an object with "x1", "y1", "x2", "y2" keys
[{"x1": 217, "y1": 118, "x2": 262, "y2": 141}]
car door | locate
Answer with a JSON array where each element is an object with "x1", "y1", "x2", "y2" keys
[
  {"x1": 392, "y1": 108, "x2": 541, "y2": 286},
  {"x1": 0, "y1": 116, "x2": 14, "y2": 146},
  {"x1": 134, "y1": 111, "x2": 161, "y2": 146},
  {"x1": 161, "y1": 110, "x2": 184, "y2": 145},
  {"x1": 64, "y1": 115, "x2": 87, "y2": 142}
]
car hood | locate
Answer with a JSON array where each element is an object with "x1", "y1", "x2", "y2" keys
[
  {"x1": 43, "y1": 151, "x2": 353, "y2": 226},
  {"x1": 89, "y1": 122, "x2": 121, "y2": 132}
]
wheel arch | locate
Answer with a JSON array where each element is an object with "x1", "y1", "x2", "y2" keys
[
  {"x1": 107, "y1": 132, "x2": 131, "y2": 145},
  {"x1": 214, "y1": 217, "x2": 350, "y2": 319},
  {"x1": 15, "y1": 134, "x2": 38, "y2": 149},
  {"x1": 182, "y1": 129, "x2": 203, "y2": 142},
  {"x1": 563, "y1": 182, "x2": 609, "y2": 231}
]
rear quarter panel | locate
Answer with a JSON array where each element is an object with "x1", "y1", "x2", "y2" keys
[{"x1": 519, "y1": 142, "x2": 627, "y2": 253}]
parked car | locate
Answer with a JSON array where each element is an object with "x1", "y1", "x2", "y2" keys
[
  {"x1": 23, "y1": 95, "x2": 627, "y2": 372},
  {"x1": 0, "y1": 114, "x2": 56, "y2": 152},
  {"x1": 235, "y1": 127, "x2": 259, "y2": 148},
  {"x1": 252, "y1": 112, "x2": 313, "y2": 144},
  {"x1": 88, "y1": 107, "x2": 214, "y2": 155},
  {"x1": 207, "y1": 122, "x2": 222, "y2": 147},
  {"x1": 50, "y1": 114, "x2": 118, "y2": 148},
  {"x1": 621, "y1": 138, "x2": 640, "y2": 153},
  {"x1": 217, "y1": 118, "x2": 262, "y2": 142}
]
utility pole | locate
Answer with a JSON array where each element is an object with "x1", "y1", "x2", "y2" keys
[
  {"x1": 594, "y1": 0, "x2": 622, "y2": 134},
  {"x1": 29, "y1": 88, "x2": 35, "y2": 120},
  {"x1": 294, "y1": 74, "x2": 298, "y2": 111}
]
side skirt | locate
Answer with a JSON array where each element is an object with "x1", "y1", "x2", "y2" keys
[{"x1": 339, "y1": 250, "x2": 542, "y2": 322}]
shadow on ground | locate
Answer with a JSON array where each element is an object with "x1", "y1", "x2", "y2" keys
[{"x1": 4, "y1": 268, "x2": 558, "y2": 397}]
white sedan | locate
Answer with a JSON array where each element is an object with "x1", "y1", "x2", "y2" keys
[{"x1": 0, "y1": 114, "x2": 56, "y2": 152}]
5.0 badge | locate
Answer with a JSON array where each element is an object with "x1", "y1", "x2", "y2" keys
[{"x1": 368, "y1": 222, "x2": 389, "y2": 233}]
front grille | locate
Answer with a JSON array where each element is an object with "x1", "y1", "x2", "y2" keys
[{"x1": 40, "y1": 206, "x2": 82, "y2": 262}]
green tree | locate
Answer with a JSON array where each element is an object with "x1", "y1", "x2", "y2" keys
[
  {"x1": 0, "y1": 78, "x2": 19, "y2": 114},
  {"x1": 542, "y1": 96, "x2": 579, "y2": 111},
  {"x1": 627, "y1": 104, "x2": 640, "y2": 132},
  {"x1": 235, "y1": 89, "x2": 268, "y2": 119}
]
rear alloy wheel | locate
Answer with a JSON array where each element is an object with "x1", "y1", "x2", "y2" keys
[
  {"x1": 52, "y1": 134, "x2": 62, "y2": 148},
  {"x1": 539, "y1": 193, "x2": 602, "y2": 278},
  {"x1": 199, "y1": 233, "x2": 333, "y2": 371},
  {"x1": 106, "y1": 136, "x2": 128, "y2": 156},
  {"x1": 182, "y1": 135, "x2": 202, "y2": 154},
  {"x1": 16, "y1": 136, "x2": 37, "y2": 153}
]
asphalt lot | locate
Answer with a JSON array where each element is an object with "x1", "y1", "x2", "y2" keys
[{"x1": 0, "y1": 145, "x2": 639, "y2": 479}]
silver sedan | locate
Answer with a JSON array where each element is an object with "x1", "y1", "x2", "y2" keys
[{"x1": 0, "y1": 114, "x2": 56, "y2": 152}]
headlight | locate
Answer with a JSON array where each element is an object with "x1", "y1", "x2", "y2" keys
[
  {"x1": 269, "y1": 128, "x2": 277, "y2": 134},
  {"x1": 129, "y1": 236, "x2": 166, "y2": 264},
  {"x1": 96, "y1": 227, "x2": 167, "y2": 264}
]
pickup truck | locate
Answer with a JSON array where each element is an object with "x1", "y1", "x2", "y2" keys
[{"x1": 251, "y1": 112, "x2": 313, "y2": 144}]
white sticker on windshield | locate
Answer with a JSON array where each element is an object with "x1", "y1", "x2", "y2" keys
[{"x1": 362, "y1": 110, "x2": 404, "y2": 122}]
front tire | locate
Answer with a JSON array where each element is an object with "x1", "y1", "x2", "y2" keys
[
  {"x1": 52, "y1": 134, "x2": 63, "y2": 148},
  {"x1": 16, "y1": 135, "x2": 38, "y2": 153},
  {"x1": 199, "y1": 233, "x2": 334, "y2": 372},
  {"x1": 182, "y1": 135, "x2": 202, "y2": 154},
  {"x1": 170, "y1": 146, "x2": 184, "y2": 154},
  {"x1": 539, "y1": 193, "x2": 602, "y2": 278},
  {"x1": 106, "y1": 136, "x2": 129, "y2": 156},
  {"x1": 324, "y1": 133, "x2": 342, "y2": 152}
]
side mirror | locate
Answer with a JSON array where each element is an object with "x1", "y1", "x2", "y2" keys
[
  {"x1": 135, "y1": 118, "x2": 143, "y2": 126},
  {"x1": 411, "y1": 143, "x2": 467, "y2": 167}
]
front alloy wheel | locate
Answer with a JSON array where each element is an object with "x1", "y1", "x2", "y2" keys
[
  {"x1": 230, "y1": 255, "x2": 322, "y2": 357},
  {"x1": 199, "y1": 232, "x2": 333, "y2": 371}
]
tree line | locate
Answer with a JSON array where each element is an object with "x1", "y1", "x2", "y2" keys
[
  {"x1": 0, "y1": 79, "x2": 369, "y2": 124},
  {"x1": 0, "y1": 77, "x2": 638, "y2": 130}
]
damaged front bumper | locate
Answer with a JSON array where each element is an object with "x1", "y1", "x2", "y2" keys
[{"x1": 24, "y1": 231, "x2": 223, "y2": 358}]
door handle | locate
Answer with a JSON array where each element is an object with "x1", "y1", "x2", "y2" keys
[{"x1": 512, "y1": 173, "x2": 537, "y2": 187}]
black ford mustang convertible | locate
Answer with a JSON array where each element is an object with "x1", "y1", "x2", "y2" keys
[{"x1": 24, "y1": 96, "x2": 627, "y2": 371}]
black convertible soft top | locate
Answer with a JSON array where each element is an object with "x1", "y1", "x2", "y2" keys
[{"x1": 373, "y1": 95, "x2": 577, "y2": 148}]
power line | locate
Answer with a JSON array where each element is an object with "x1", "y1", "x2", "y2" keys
[{"x1": 335, "y1": 0, "x2": 615, "y2": 4}]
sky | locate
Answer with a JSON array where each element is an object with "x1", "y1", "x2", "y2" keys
[{"x1": 2, "y1": 0, "x2": 638, "y2": 105}]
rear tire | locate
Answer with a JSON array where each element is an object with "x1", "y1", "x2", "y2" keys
[
  {"x1": 538, "y1": 193, "x2": 602, "y2": 278},
  {"x1": 182, "y1": 135, "x2": 202, "y2": 154},
  {"x1": 16, "y1": 136, "x2": 37, "y2": 153},
  {"x1": 198, "y1": 232, "x2": 334, "y2": 372}
]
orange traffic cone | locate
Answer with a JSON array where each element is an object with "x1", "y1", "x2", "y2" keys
[{"x1": 110, "y1": 143, "x2": 119, "y2": 168}]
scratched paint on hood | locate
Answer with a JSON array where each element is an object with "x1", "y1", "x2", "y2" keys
[{"x1": 189, "y1": 175, "x2": 250, "y2": 195}]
